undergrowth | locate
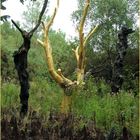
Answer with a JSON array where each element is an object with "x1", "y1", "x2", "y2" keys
[{"x1": 1, "y1": 78, "x2": 139, "y2": 138}]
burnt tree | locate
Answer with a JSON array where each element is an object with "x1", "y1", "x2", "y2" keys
[
  {"x1": 111, "y1": 27, "x2": 134, "y2": 93},
  {"x1": 11, "y1": 0, "x2": 48, "y2": 116}
]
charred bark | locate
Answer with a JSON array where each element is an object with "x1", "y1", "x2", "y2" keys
[
  {"x1": 13, "y1": 31, "x2": 31, "y2": 116},
  {"x1": 12, "y1": 0, "x2": 48, "y2": 117},
  {"x1": 111, "y1": 27, "x2": 134, "y2": 93}
]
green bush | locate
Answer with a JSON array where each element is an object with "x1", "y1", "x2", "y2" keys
[
  {"x1": 71, "y1": 79, "x2": 139, "y2": 136},
  {"x1": 29, "y1": 79, "x2": 63, "y2": 114},
  {"x1": 1, "y1": 78, "x2": 138, "y2": 137}
]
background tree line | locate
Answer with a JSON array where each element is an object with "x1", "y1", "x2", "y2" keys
[
  {"x1": 1, "y1": 0, "x2": 139, "y2": 93},
  {"x1": 1, "y1": 0, "x2": 139, "y2": 139}
]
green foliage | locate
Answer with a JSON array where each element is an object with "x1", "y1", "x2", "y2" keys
[
  {"x1": 2, "y1": 79, "x2": 138, "y2": 137},
  {"x1": 29, "y1": 79, "x2": 63, "y2": 114},
  {"x1": 71, "y1": 0, "x2": 139, "y2": 92},
  {"x1": 71, "y1": 79, "x2": 139, "y2": 136},
  {"x1": 22, "y1": 0, "x2": 49, "y2": 33},
  {"x1": 1, "y1": 83, "x2": 20, "y2": 108},
  {"x1": 1, "y1": 1, "x2": 139, "y2": 138},
  {"x1": 1, "y1": 80, "x2": 63, "y2": 114},
  {"x1": 1, "y1": 22, "x2": 22, "y2": 52}
]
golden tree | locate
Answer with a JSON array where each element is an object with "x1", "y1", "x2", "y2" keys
[{"x1": 38, "y1": 0, "x2": 98, "y2": 114}]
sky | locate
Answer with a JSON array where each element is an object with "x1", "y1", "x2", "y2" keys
[{"x1": 1, "y1": 0, "x2": 78, "y2": 39}]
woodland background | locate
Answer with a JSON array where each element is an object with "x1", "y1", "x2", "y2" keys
[{"x1": 1, "y1": 0, "x2": 139, "y2": 139}]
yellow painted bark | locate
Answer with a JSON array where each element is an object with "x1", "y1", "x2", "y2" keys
[
  {"x1": 60, "y1": 94, "x2": 72, "y2": 114},
  {"x1": 37, "y1": 0, "x2": 74, "y2": 115},
  {"x1": 77, "y1": 69, "x2": 85, "y2": 85},
  {"x1": 37, "y1": 0, "x2": 98, "y2": 115}
]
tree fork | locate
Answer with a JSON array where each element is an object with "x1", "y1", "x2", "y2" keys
[
  {"x1": 38, "y1": 0, "x2": 98, "y2": 114},
  {"x1": 12, "y1": 0, "x2": 48, "y2": 117}
]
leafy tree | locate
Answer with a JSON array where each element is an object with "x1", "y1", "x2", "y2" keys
[{"x1": 72, "y1": 0, "x2": 139, "y2": 92}]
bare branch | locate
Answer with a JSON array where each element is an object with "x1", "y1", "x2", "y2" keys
[
  {"x1": 29, "y1": 0, "x2": 48, "y2": 34},
  {"x1": 11, "y1": 19, "x2": 23, "y2": 34},
  {"x1": 79, "y1": 0, "x2": 90, "y2": 34},
  {"x1": 84, "y1": 24, "x2": 99, "y2": 46},
  {"x1": 37, "y1": 39, "x2": 44, "y2": 47},
  {"x1": 45, "y1": 8, "x2": 57, "y2": 33},
  {"x1": 72, "y1": 46, "x2": 79, "y2": 63},
  {"x1": 37, "y1": 0, "x2": 73, "y2": 86},
  {"x1": 77, "y1": 0, "x2": 90, "y2": 69},
  {"x1": 44, "y1": 39, "x2": 64, "y2": 84},
  {"x1": 75, "y1": 0, "x2": 90, "y2": 83}
]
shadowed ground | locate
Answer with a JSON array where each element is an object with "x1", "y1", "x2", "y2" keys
[{"x1": 1, "y1": 109, "x2": 138, "y2": 140}]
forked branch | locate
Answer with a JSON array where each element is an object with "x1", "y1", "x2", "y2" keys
[
  {"x1": 11, "y1": 20, "x2": 23, "y2": 34},
  {"x1": 84, "y1": 24, "x2": 99, "y2": 46},
  {"x1": 77, "y1": 0, "x2": 90, "y2": 71},
  {"x1": 11, "y1": 0, "x2": 48, "y2": 117},
  {"x1": 38, "y1": 0, "x2": 73, "y2": 86},
  {"x1": 73, "y1": 0, "x2": 98, "y2": 83},
  {"x1": 29, "y1": 0, "x2": 48, "y2": 35},
  {"x1": 12, "y1": 0, "x2": 48, "y2": 36}
]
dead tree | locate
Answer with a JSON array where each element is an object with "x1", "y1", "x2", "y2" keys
[
  {"x1": 12, "y1": 0, "x2": 48, "y2": 116},
  {"x1": 111, "y1": 27, "x2": 134, "y2": 94},
  {"x1": 38, "y1": 0, "x2": 98, "y2": 114}
]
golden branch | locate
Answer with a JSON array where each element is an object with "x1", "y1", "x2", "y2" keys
[
  {"x1": 37, "y1": 39, "x2": 44, "y2": 47},
  {"x1": 79, "y1": 0, "x2": 90, "y2": 34},
  {"x1": 84, "y1": 24, "x2": 99, "y2": 46},
  {"x1": 72, "y1": 46, "x2": 79, "y2": 63},
  {"x1": 37, "y1": 0, "x2": 64, "y2": 84},
  {"x1": 37, "y1": 0, "x2": 73, "y2": 86},
  {"x1": 57, "y1": 69, "x2": 73, "y2": 85},
  {"x1": 45, "y1": 8, "x2": 57, "y2": 33},
  {"x1": 77, "y1": 0, "x2": 90, "y2": 70}
]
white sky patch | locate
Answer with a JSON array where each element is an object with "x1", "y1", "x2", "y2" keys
[
  {"x1": 1, "y1": 0, "x2": 26, "y2": 21},
  {"x1": 1, "y1": 0, "x2": 78, "y2": 39},
  {"x1": 49, "y1": 0, "x2": 78, "y2": 39}
]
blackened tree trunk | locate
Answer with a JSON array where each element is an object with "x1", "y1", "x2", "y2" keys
[
  {"x1": 11, "y1": 0, "x2": 48, "y2": 117},
  {"x1": 13, "y1": 32, "x2": 31, "y2": 116},
  {"x1": 111, "y1": 27, "x2": 134, "y2": 94}
]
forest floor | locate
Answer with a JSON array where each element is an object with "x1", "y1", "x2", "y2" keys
[{"x1": 1, "y1": 108, "x2": 138, "y2": 140}]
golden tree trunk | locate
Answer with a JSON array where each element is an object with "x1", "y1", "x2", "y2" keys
[
  {"x1": 38, "y1": 0, "x2": 98, "y2": 115},
  {"x1": 61, "y1": 94, "x2": 72, "y2": 114}
]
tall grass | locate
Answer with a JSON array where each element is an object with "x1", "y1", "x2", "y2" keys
[
  {"x1": 1, "y1": 78, "x2": 139, "y2": 137},
  {"x1": 71, "y1": 79, "x2": 139, "y2": 136},
  {"x1": 1, "y1": 80, "x2": 63, "y2": 114}
]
